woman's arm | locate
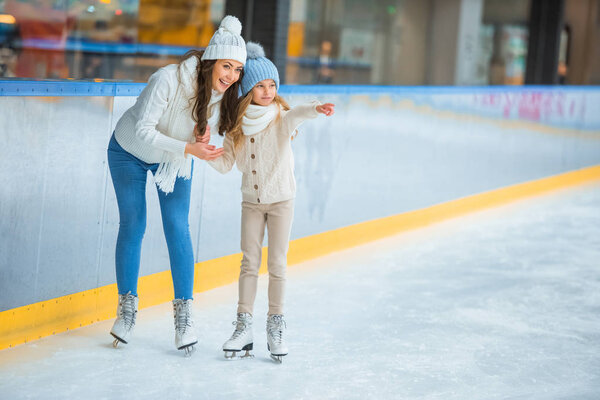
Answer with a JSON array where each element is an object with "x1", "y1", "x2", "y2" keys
[
  {"x1": 207, "y1": 133, "x2": 236, "y2": 173},
  {"x1": 133, "y1": 68, "x2": 188, "y2": 156}
]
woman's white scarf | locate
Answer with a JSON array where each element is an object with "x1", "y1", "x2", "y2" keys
[
  {"x1": 154, "y1": 56, "x2": 223, "y2": 193},
  {"x1": 242, "y1": 104, "x2": 279, "y2": 136}
]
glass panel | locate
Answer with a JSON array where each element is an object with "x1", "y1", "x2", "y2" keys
[
  {"x1": 0, "y1": 0, "x2": 224, "y2": 81},
  {"x1": 286, "y1": 0, "x2": 536, "y2": 86},
  {"x1": 286, "y1": 0, "x2": 403, "y2": 85},
  {"x1": 483, "y1": 0, "x2": 531, "y2": 85}
]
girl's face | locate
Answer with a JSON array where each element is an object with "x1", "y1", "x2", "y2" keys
[
  {"x1": 212, "y1": 59, "x2": 244, "y2": 93},
  {"x1": 251, "y1": 79, "x2": 277, "y2": 106}
]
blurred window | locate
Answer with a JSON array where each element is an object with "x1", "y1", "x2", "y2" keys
[
  {"x1": 286, "y1": 0, "x2": 534, "y2": 86},
  {"x1": 482, "y1": 0, "x2": 531, "y2": 85},
  {"x1": 0, "y1": 0, "x2": 225, "y2": 80},
  {"x1": 2, "y1": 0, "x2": 598, "y2": 85},
  {"x1": 286, "y1": 0, "x2": 403, "y2": 85}
]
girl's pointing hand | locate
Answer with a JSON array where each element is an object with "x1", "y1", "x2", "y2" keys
[{"x1": 316, "y1": 103, "x2": 335, "y2": 116}]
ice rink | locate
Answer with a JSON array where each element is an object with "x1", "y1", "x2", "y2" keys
[{"x1": 1, "y1": 183, "x2": 599, "y2": 400}]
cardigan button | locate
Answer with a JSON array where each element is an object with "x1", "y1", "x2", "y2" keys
[
  {"x1": 252, "y1": 170, "x2": 256, "y2": 175},
  {"x1": 254, "y1": 185, "x2": 258, "y2": 190},
  {"x1": 250, "y1": 138, "x2": 255, "y2": 143},
  {"x1": 257, "y1": 198, "x2": 260, "y2": 203},
  {"x1": 251, "y1": 154, "x2": 255, "y2": 159}
]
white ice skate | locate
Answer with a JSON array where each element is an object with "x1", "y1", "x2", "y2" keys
[
  {"x1": 266, "y1": 314, "x2": 288, "y2": 363},
  {"x1": 110, "y1": 292, "x2": 139, "y2": 348},
  {"x1": 173, "y1": 299, "x2": 198, "y2": 356},
  {"x1": 223, "y1": 312, "x2": 254, "y2": 360}
]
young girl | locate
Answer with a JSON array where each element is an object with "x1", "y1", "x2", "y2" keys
[
  {"x1": 107, "y1": 16, "x2": 246, "y2": 356},
  {"x1": 208, "y1": 42, "x2": 334, "y2": 362}
]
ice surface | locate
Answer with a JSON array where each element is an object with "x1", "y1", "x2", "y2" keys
[{"x1": 1, "y1": 184, "x2": 599, "y2": 400}]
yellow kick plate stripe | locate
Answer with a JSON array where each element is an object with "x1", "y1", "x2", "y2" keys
[{"x1": 1, "y1": 164, "x2": 599, "y2": 350}]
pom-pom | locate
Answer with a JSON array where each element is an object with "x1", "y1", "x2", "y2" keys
[
  {"x1": 246, "y1": 42, "x2": 265, "y2": 59},
  {"x1": 219, "y1": 15, "x2": 242, "y2": 35}
]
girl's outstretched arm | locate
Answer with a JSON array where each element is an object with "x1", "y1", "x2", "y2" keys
[
  {"x1": 280, "y1": 100, "x2": 322, "y2": 137},
  {"x1": 207, "y1": 131, "x2": 236, "y2": 174}
]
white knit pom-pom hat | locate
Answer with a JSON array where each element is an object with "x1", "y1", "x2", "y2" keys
[{"x1": 201, "y1": 15, "x2": 247, "y2": 65}]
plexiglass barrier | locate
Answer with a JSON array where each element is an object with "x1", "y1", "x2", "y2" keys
[{"x1": 1, "y1": 82, "x2": 599, "y2": 310}]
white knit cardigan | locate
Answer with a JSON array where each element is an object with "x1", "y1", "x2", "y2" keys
[
  {"x1": 114, "y1": 56, "x2": 222, "y2": 193},
  {"x1": 208, "y1": 101, "x2": 320, "y2": 204}
]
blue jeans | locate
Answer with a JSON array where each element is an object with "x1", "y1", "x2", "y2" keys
[{"x1": 107, "y1": 134, "x2": 194, "y2": 300}]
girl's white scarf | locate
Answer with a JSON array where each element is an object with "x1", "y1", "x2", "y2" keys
[
  {"x1": 242, "y1": 104, "x2": 279, "y2": 136},
  {"x1": 154, "y1": 56, "x2": 223, "y2": 193}
]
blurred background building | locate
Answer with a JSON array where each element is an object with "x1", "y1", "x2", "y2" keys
[{"x1": 0, "y1": 0, "x2": 598, "y2": 85}]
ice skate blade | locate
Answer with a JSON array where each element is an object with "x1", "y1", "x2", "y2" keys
[
  {"x1": 267, "y1": 344, "x2": 286, "y2": 363},
  {"x1": 182, "y1": 345, "x2": 196, "y2": 357},
  {"x1": 177, "y1": 340, "x2": 198, "y2": 351},
  {"x1": 224, "y1": 350, "x2": 254, "y2": 360},
  {"x1": 110, "y1": 333, "x2": 127, "y2": 348},
  {"x1": 270, "y1": 354, "x2": 284, "y2": 363}
]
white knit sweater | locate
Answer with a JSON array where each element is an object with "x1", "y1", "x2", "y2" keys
[
  {"x1": 208, "y1": 101, "x2": 320, "y2": 204},
  {"x1": 114, "y1": 56, "x2": 223, "y2": 193}
]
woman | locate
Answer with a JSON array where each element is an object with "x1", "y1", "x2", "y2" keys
[{"x1": 107, "y1": 15, "x2": 246, "y2": 356}]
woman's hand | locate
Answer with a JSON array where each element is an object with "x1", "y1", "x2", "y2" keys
[
  {"x1": 195, "y1": 124, "x2": 211, "y2": 143},
  {"x1": 185, "y1": 141, "x2": 224, "y2": 160},
  {"x1": 316, "y1": 103, "x2": 335, "y2": 116},
  {"x1": 187, "y1": 124, "x2": 221, "y2": 160}
]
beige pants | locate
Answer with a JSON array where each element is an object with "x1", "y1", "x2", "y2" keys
[{"x1": 238, "y1": 199, "x2": 294, "y2": 315}]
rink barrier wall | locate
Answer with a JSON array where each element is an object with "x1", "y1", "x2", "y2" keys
[
  {"x1": 2, "y1": 81, "x2": 600, "y2": 350},
  {"x1": 1, "y1": 164, "x2": 600, "y2": 350}
]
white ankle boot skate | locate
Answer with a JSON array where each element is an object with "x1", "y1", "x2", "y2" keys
[
  {"x1": 173, "y1": 299, "x2": 198, "y2": 356},
  {"x1": 266, "y1": 314, "x2": 288, "y2": 363},
  {"x1": 222, "y1": 312, "x2": 254, "y2": 360},
  {"x1": 110, "y1": 292, "x2": 139, "y2": 347}
]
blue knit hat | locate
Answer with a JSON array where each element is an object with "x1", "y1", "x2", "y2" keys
[{"x1": 241, "y1": 42, "x2": 280, "y2": 96}]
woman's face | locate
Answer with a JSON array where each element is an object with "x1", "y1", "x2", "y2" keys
[
  {"x1": 251, "y1": 79, "x2": 277, "y2": 106},
  {"x1": 212, "y1": 59, "x2": 244, "y2": 93}
]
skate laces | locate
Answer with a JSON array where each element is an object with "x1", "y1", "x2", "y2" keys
[
  {"x1": 267, "y1": 315, "x2": 286, "y2": 344},
  {"x1": 230, "y1": 314, "x2": 252, "y2": 340},
  {"x1": 118, "y1": 293, "x2": 137, "y2": 330},
  {"x1": 174, "y1": 300, "x2": 193, "y2": 333}
]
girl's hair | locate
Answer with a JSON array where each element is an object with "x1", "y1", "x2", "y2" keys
[
  {"x1": 228, "y1": 93, "x2": 291, "y2": 149},
  {"x1": 179, "y1": 50, "x2": 244, "y2": 137}
]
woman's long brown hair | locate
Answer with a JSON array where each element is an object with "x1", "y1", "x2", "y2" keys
[
  {"x1": 228, "y1": 93, "x2": 291, "y2": 149},
  {"x1": 178, "y1": 50, "x2": 243, "y2": 138}
]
